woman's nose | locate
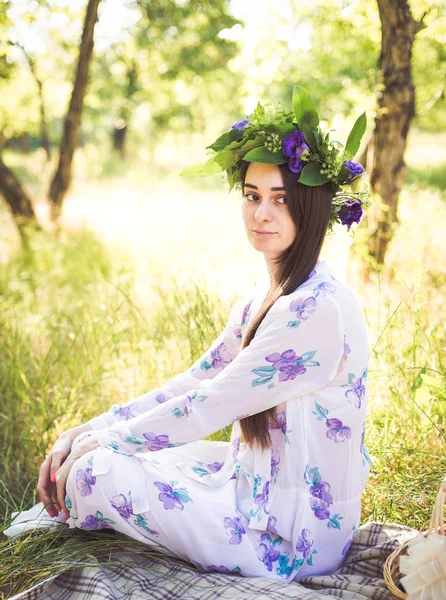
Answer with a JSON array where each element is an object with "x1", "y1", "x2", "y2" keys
[{"x1": 255, "y1": 200, "x2": 272, "y2": 221}]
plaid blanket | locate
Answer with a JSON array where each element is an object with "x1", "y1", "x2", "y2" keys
[{"x1": 10, "y1": 521, "x2": 416, "y2": 600}]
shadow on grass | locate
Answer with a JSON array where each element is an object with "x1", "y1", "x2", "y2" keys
[{"x1": 406, "y1": 163, "x2": 446, "y2": 193}]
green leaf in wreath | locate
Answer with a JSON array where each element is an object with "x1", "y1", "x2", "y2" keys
[
  {"x1": 206, "y1": 128, "x2": 244, "y2": 152},
  {"x1": 344, "y1": 112, "x2": 367, "y2": 159},
  {"x1": 243, "y1": 146, "x2": 288, "y2": 165},
  {"x1": 298, "y1": 162, "x2": 330, "y2": 186},
  {"x1": 301, "y1": 123, "x2": 320, "y2": 152},
  {"x1": 292, "y1": 85, "x2": 320, "y2": 130}
]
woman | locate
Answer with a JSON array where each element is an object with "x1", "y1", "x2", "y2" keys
[{"x1": 35, "y1": 86, "x2": 372, "y2": 581}]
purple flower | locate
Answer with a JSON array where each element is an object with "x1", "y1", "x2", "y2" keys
[
  {"x1": 257, "y1": 539, "x2": 281, "y2": 571},
  {"x1": 314, "y1": 282, "x2": 336, "y2": 296},
  {"x1": 278, "y1": 363, "x2": 307, "y2": 382},
  {"x1": 309, "y1": 497, "x2": 331, "y2": 520},
  {"x1": 282, "y1": 130, "x2": 310, "y2": 175},
  {"x1": 153, "y1": 481, "x2": 192, "y2": 510},
  {"x1": 110, "y1": 493, "x2": 133, "y2": 518},
  {"x1": 338, "y1": 201, "x2": 363, "y2": 230},
  {"x1": 289, "y1": 296, "x2": 316, "y2": 320},
  {"x1": 344, "y1": 160, "x2": 364, "y2": 177},
  {"x1": 80, "y1": 512, "x2": 115, "y2": 530},
  {"x1": 269, "y1": 411, "x2": 287, "y2": 435},
  {"x1": 288, "y1": 156, "x2": 305, "y2": 173},
  {"x1": 231, "y1": 117, "x2": 249, "y2": 130},
  {"x1": 265, "y1": 349, "x2": 299, "y2": 369},
  {"x1": 270, "y1": 451, "x2": 280, "y2": 479},
  {"x1": 325, "y1": 418, "x2": 352, "y2": 443},
  {"x1": 75, "y1": 468, "x2": 96, "y2": 496},
  {"x1": 282, "y1": 130, "x2": 309, "y2": 159},
  {"x1": 295, "y1": 528, "x2": 314, "y2": 559},
  {"x1": 224, "y1": 516, "x2": 246, "y2": 544},
  {"x1": 309, "y1": 481, "x2": 333, "y2": 505},
  {"x1": 241, "y1": 301, "x2": 252, "y2": 326},
  {"x1": 210, "y1": 342, "x2": 231, "y2": 369},
  {"x1": 118, "y1": 403, "x2": 138, "y2": 420},
  {"x1": 142, "y1": 432, "x2": 171, "y2": 451},
  {"x1": 207, "y1": 461, "x2": 224, "y2": 473},
  {"x1": 345, "y1": 377, "x2": 366, "y2": 409},
  {"x1": 155, "y1": 393, "x2": 168, "y2": 403},
  {"x1": 254, "y1": 481, "x2": 270, "y2": 514},
  {"x1": 267, "y1": 515, "x2": 279, "y2": 535},
  {"x1": 360, "y1": 429, "x2": 365, "y2": 454},
  {"x1": 342, "y1": 535, "x2": 354, "y2": 556},
  {"x1": 207, "y1": 564, "x2": 231, "y2": 573},
  {"x1": 184, "y1": 393, "x2": 193, "y2": 416},
  {"x1": 233, "y1": 325, "x2": 242, "y2": 339},
  {"x1": 232, "y1": 436, "x2": 241, "y2": 460}
]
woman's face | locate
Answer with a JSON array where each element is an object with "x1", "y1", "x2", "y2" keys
[{"x1": 242, "y1": 162, "x2": 297, "y2": 261}]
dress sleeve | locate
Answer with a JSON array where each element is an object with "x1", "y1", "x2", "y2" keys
[
  {"x1": 95, "y1": 293, "x2": 345, "y2": 455},
  {"x1": 87, "y1": 295, "x2": 251, "y2": 430}
]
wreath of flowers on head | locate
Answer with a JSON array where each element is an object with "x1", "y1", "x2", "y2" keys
[{"x1": 180, "y1": 85, "x2": 372, "y2": 236}]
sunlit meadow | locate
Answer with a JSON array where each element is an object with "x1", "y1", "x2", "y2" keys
[{"x1": 0, "y1": 129, "x2": 445, "y2": 597}]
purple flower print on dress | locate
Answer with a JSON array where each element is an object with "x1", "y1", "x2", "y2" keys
[
  {"x1": 310, "y1": 481, "x2": 333, "y2": 506},
  {"x1": 252, "y1": 349, "x2": 320, "y2": 388},
  {"x1": 289, "y1": 295, "x2": 317, "y2": 320},
  {"x1": 312, "y1": 401, "x2": 352, "y2": 444},
  {"x1": 80, "y1": 511, "x2": 116, "y2": 530},
  {"x1": 267, "y1": 515, "x2": 279, "y2": 535},
  {"x1": 210, "y1": 343, "x2": 231, "y2": 369},
  {"x1": 304, "y1": 465, "x2": 343, "y2": 530},
  {"x1": 233, "y1": 324, "x2": 242, "y2": 339},
  {"x1": 257, "y1": 536, "x2": 281, "y2": 571},
  {"x1": 191, "y1": 460, "x2": 225, "y2": 477},
  {"x1": 254, "y1": 481, "x2": 270, "y2": 514},
  {"x1": 269, "y1": 411, "x2": 292, "y2": 444},
  {"x1": 142, "y1": 432, "x2": 171, "y2": 451},
  {"x1": 337, "y1": 336, "x2": 351, "y2": 374},
  {"x1": 270, "y1": 450, "x2": 280, "y2": 480},
  {"x1": 207, "y1": 565, "x2": 242, "y2": 574},
  {"x1": 223, "y1": 516, "x2": 246, "y2": 544},
  {"x1": 116, "y1": 402, "x2": 138, "y2": 420},
  {"x1": 184, "y1": 393, "x2": 193, "y2": 416},
  {"x1": 326, "y1": 418, "x2": 352, "y2": 443},
  {"x1": 309, "y1": 497, "x2": 331, "y2": 520},
  {"x1": 232, "y1": 436, "x2": 240, "y2": 460},
  {"x1": 341, "y1": 368, "x2": 368, "y2": 409},
  {"x1": 241, "y1": 301, "x2": 252, "y2": 326},
  {"x1": 295, "y1": 528, "x2": 314, "y2": 559},
  {"x1": 155, "y1": 392, "x2": 168, "y2": 403},
  {"x1": 313, "y1": 281, "x2": 337, "y2": 297},
  {"x1": 154, "y1": 481, "x2": 192, "y2": 510},
  {"x1": 75, "y1": 467, "x2": 96, "y2": 496},
  {"x1": 207, "y1": 461, "x2": 224, "y2": 473},
  {"x1": 110, "y1": 493, "x2": 133, "y2": 518},
  {"x1": 296, "y1": 528, "x2": 318, "y2": 566},
  {"x1": 342, "y1": 525, "x2": 357, "y2": 556},
  {"x1": 231, "y1": 414, "x2": 249, "y2": 423}
]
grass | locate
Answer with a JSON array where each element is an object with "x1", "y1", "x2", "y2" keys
[{"x1": 0, "y1": 132, "x2": 445, "y2": 596}]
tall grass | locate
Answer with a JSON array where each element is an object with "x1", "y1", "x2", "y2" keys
[{"x1": 0, "y1": 133, "x2": 445, "y2": 596}]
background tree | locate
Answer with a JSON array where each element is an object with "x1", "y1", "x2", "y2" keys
[
  {"x1": 367, "y1": 0, "x2": 429, "y2": 266},
  {"x1": 48, "y1": 0, "x2": 101, "y2": 220}
]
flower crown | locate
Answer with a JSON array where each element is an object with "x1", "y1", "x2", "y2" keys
[{"x1": 180, "y1": 85, "x2": 371, "y2": 235}]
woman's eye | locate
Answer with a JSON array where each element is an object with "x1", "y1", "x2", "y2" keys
[
  {"x1": 245, "y1": 193, "x2": 259, "y2": 201},
  {"x1": 276, "y1": 196, "x2": 288, "y2": 204}
]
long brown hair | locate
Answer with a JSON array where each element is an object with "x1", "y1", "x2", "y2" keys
[{"x1": 238, "y1": 161, "x2": 334, "y2": 451}]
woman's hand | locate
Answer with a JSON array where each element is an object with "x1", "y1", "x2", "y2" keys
[
  {"x1": 37, "y1": 424, "x2": 93, "y2": 518},
  {"x1": 55, "y1": 434, "x2": 100, "y2": 518}
]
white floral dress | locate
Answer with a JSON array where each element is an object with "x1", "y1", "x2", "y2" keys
[{"x1": 65, "y1": 259, "x2": 371, "y2": 581}]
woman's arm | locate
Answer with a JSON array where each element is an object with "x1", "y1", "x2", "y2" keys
[
  {"x1": 86, "y1": 294, "x2": 252, "y2": 430},
  {"x1": 95, "y1": 293, "x2": 345, "y2": 455}
]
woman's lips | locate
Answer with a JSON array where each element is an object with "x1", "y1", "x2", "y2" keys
[{"x1": 252, "y1": 230, "x2": 277, "y2": 236}]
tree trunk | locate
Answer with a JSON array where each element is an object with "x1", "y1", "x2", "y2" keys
[
  {"x1": 0, "y1": 153, "x2": 38, "y2": 238},
  {"x1": 112, "y1": 120, "x2": 127, "y2": 158},
  {"x1": 368, "y1": 0, "x2": 424, "y2": 265},
  {"x1": 48, "y1": 0, "x2": 101, "y2": 220}
]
